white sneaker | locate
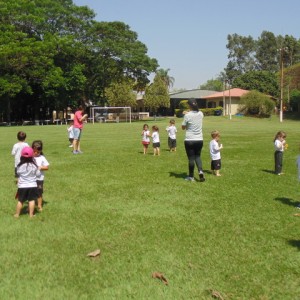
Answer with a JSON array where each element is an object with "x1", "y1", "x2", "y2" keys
[{"x1": 185, "y1": 177, "x2": 195, "y2": 182}]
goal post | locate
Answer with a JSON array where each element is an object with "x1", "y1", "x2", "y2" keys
[{"x1": 89, "y1": 106, "x2": 132, "y2": 124}]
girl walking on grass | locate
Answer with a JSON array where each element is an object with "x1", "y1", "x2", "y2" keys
[
  {"x1": 14, "y1": 147, "x2": 40, "y2": 218},
  {"x1": 141, "y1": 124, "x2": 151, "y2": 154},
  {"x1": 152, "y1": 125, "x2": 160, "y2": 156},
  {"x1": 32, "y1": 140, "x2": 49, "y2": 211},
  {"x1": 274, "y1": 131, "x2": 287, "y2": 175}
]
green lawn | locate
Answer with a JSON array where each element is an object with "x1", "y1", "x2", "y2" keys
[{"x1": 0, "y1": 116, "x2": 300, "y2": 299}]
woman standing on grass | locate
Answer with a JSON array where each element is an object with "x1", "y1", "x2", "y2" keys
[
  {"x1": 14, "y1": 147, "x2": 40, "y2": 218},
  {"x1": 182, "y1": 99, "x2": 205, "y2": 182}
]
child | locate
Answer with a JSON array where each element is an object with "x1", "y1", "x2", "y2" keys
[
  {"x1": 14, "y1": 147, "x2": 41, "y2": 218},
  {"x1": 11, "y1": 131, "x2": 29, "y2": 177},
  {"x1": 166, "y1": 119, "x2": 177, "y2": 152},
  {"x1": 67, "y1": 120, "x2": 74, "y2": 147},
  {"x1": 141, "y1": 124, "x2": 151, "y2": 154},
  {"x1": 32, "y1": 140, "x2": 49, "y2": 211},
  {"x1": 152, "y1": 125, "x2": 160, "y2": 156},
  {"x1": 210, "y1": 130, "x2": 223, "y2": 176},
  {"x1": 274, "y1": 131, "x2": 287, "y2": 175}
]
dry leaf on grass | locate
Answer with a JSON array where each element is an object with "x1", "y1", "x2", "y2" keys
[
  {"x1": 210, "y1": 289, "x2": 224, "y2": 300},
  {"x1": 87, "y1": 249, "x2": 101, "y2": 257},
  {"x1": 294, "y1": 213, "x2": 300, "y2": 217},
  {"x1": 152, "y1": 272, "x2": 168, "y2": 285}
]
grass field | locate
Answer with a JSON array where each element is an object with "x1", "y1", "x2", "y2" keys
[{"x1": 0, "y1": 115, "x2": 300, "y2": 299}]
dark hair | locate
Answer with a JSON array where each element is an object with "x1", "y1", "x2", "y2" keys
[
  {"x1": 17, "y1": 131, "x2": 26, "y2": 141},
  {"x1": 32, "y1": 140, "x2": 44, "y2": 155},
  {"x1": 143, "y1": 124, "x2": 149, "y2": 129},
  {"x1": 152, "y1": 125, "x2": 159, "y2": 132},
  {"x1": 17, "y1": 156, "x2": 38, "y2": 168},
  {"x1": 188, "y1": 98, "x2": 199, "y2": 111}
]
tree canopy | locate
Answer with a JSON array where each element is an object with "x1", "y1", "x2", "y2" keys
[{"x1": 0, "y1": 0, "x2": 158, "y2": 122}]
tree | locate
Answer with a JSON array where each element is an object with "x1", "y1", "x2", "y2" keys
[
  {"x1": 144, "y1": 76, "x2": 170, "y2": 113},
  {"x1": 256, "y1": 31, "x2": 278, "y2": 72},
  {"x1": 155, "y1": 68, "x2": 175, "y2": 90},
  {"x1": 225, "y1": 34, "x2": 256, "y2": 80},
  {"x1": 105, "y1": 79, "x2": 137, "y2": 107},
  {"x1": 233, "y1": 71, "x2": 279, "y2": 97},
  {"x1": 199, "y1": 78, "x2": 223, "y2": 91},
  {"x1": 239, "y1": 90, "x2": 275, "y2": 117}
]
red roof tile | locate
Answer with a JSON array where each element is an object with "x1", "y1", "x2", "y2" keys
[{"x1": 204, "y1": 88, "x2": 249, "y2": 99}]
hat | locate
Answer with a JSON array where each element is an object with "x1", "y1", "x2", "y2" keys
[{"x1": 21, "y1": 146, "x2": 34, "y2": 158}]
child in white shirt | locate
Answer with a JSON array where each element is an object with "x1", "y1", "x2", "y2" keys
[
  {"x1": 209, "y1": 130, "x2": 223, "y2": 176},
  {"x1": 152, "y1": 125, "x2": 160, "y2": 156},
  {"x1": 166, "y1": 119, "x2": 177, "y2": 152}
]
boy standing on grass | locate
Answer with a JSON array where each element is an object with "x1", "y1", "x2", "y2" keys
[
  {"x1": 67, "y1": 120, "x2": 74, "y2": 147},
  {"x1": 274, "y1": 131, "x2": 287, "y2": 175},
  {"x1": 11, "y1": 131, "x2": 29, "y2": 178},
  {"x1": 166, "y1": 119, "x2": 177, "y2": 152},
  {"x1": 209, "y1": 130, "x2": 223, "y2": 176}
]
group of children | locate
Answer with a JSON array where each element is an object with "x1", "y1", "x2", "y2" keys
[
  {"x1": 11, "y1": 131, "x2": 49, "y2": 218},
  {"x1": 141, "y1": 120, "x2": 224, "y2": 176}
]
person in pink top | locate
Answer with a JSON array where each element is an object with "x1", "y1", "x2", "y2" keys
[{"x1": 72, "y1": 105, "x2": 88, "y2": 154}]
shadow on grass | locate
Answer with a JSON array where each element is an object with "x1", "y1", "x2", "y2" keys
[
  {"x1": 169, "y1": 172, "x2": 186, "y2": 179},
  {"x1": 262, "y1": 169, "x2": 275, "y2": 175},
  {"x1": 274, "y1": 197, "x2": 299, "y2": 207},
  {"x1": 287, "y1": 240, "x2": 300, "y2": 250}
]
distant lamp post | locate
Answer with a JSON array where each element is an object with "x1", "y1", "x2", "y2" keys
[
  {"x1": 278, "y1": 47, "x2": 288, "y2": 123},
  {"x1": 225, "y1": 79, "x2": 232, "y2": 120}
]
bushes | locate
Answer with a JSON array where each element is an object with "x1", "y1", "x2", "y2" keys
[
  {"x1": 175, "y1": 100, "x2": 223, "y2": 117},
  {"x1": 239, "y1": 90, "x2": 275, "y2": 117}
]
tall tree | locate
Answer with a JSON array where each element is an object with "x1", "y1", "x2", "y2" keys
[
  {"x1": 256, "y1": 31, "x2": 278, "y2": 72},
  {"x1": 199, "y1": 78, "x2": 223, "y2": 91},
  {"x1": 144, "y1": 76, "x2": 170, "y2": 113},
  {"x1": 155, "y1": 68, "x2": 175, "y2": 90}
]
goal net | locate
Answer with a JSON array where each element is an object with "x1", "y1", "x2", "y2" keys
[{"x1": 89, "y1": 106, "x2": 132, "y2": 123}]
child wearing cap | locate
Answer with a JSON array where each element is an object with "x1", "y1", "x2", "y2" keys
[{"x1": 14, "y1": 147, "x2": 41, "y2": 218}]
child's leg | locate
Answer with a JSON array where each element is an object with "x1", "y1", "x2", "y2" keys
[
  {"x1": 28, "y1": 200, "x2": 35, "y2": 217},
  {"x1": 37, "y1": 197, "x2": 43, "y2": 211},
  {"x1": 14, "y1": 201, "x2": 23, "y2": 217},
  {"x1": 157, "y1": 147, "x2": 160, "y2": 155}
]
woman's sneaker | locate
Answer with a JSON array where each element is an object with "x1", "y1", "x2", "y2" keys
[
  {"x1": 199, "y1": 173, "x2": 205, "y2": 182},
  {"x1": 185, "y1": 177, "x2": 195, "y2": 182}
]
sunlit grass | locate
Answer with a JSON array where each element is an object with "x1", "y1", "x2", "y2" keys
[{"x1": 0, "y1": 115, "x2": 300, "y2": 299}]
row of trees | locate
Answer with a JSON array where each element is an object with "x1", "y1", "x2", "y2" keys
[
  {"x1": 200, "y1": 31, "x2": 300, "y2": 111},
  {"x1": 0, "y1": 0, "x2": 173, "y2": 122}
]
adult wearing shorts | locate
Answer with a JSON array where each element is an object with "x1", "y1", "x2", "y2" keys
[
  {"x1": 73, "y1": 105, "x2": 88, "y2": 154},
  {"x1": 182, "y1": 99, "x2": 205, "y2": 182}
]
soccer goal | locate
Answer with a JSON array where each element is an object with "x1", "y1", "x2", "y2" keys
[{"x1": 89, "y1": 106, "x2": 132, "y2": 124}]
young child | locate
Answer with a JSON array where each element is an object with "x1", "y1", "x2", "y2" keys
[
  {"x1": 11, "y1": 131, "x2": 29, "y2": 177},
  {"x1": 209, "y1": 130, "x2": 223, "y2": 176},
  {"x1": 14, "y1": 147, "x2": 41, "y2": 218},
  {"x1": 152, "y1": 125, "x2": 160, "y2": 156},
  {"x1": 166, "y1": 119, "x2": 177, "y2": 152},
  {"x1": 67, "y1": 120, "x2": 74, "y2": 147},
  {"x1": 274, "y1": 131, "x2": 287, "y2": 175},
  {"x1": 141, "y1": 124, "x2": 151, "y2": 154},
  {"x1": 32, "y1": 140, "x2": 49, "y2": 211}
]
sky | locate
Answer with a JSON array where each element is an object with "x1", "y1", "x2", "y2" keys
[{"x1": 73, "y1": 0, "x2": 300, "y2": 91}]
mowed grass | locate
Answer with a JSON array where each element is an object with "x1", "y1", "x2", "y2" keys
[{"x1": 0, "y1": 116, "x2": 300, "y2": 299}]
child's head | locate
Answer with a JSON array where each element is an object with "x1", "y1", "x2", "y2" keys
[
  {"x1": 170, "y1": 119, "x2": 175, "y2": 125},
  {"x1": 211, "y1": 130, "x2": 220, "y2": 140},
  {"x1": 19, "y1": 147, "x2": 35, "y2": 165},
  {"x1": 32, "y1": 140, "x2": 43, "y2": 156},
  {"x1": 274, "y1": 131, "x2": 286, "y2": 141},
  {"x1": 152, "y1": 125, "x2": 159, "y2": 132},
  {"x1": 143, "y1": 124, "x2": 149, "y2": 130},
  {"x1": 17, "y1": 131, "x2": 26, "y2": 142},
  {"x1": 69, "y1": 120, "x2": 74, "y2": 125}
]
